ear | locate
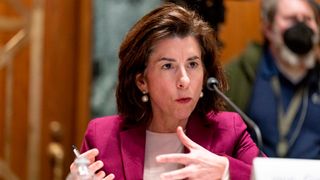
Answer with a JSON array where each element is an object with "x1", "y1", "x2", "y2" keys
[
  {"x1": 263, "y1": 21, "x2": 274, "y2": 41},
  {"x1": 135, "y1": 73, "x2": 148, "y2": 92}
]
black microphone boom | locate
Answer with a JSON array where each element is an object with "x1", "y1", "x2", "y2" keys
[{"x1": 207, "y1": 77, "x2": 263, "y2": 155}]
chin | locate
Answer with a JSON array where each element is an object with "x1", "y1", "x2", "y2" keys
[
  {"x1": 174, "y1": 111, "x2": 193, "y2": 121},
  {"x1": 280, "y1": 46, "x2": 316, "y2": 69}
]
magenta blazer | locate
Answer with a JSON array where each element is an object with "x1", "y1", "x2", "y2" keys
[{"x1": 81, "y1": 112, "x2": 260, "y2": 180}]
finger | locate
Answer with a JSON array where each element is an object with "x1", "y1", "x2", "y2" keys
[
  {"x1": 89, "y1": 160, "x2": 104, "y2": 174},
  {"x1": 160, "y1": 165, "x2": 194, "y2": 180},
  {"x1": 156, "y1": 153, "x2": 193, "y2": 165},
  {"x1": 70, "y1": 149, "x2": 99, "y2": 173},
  {"x1": 176, "y1": 126, "x2": 199, "y2": 149},
  {"x1": 103, "y1": 173, "x2": 115, "y2": 180},
  {"x1": 95, "y1": 170, "x2": 106, "y2": 179},
  {"x1": 79, "y1": 148, "x2": 99, "y2": 163},
  {"x1": 69, "y1": 162, "x2": 76, "y2": 172}
]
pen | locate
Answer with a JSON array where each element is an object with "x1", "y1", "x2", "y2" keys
[{"x1": 72, "y1": 144, "x2": 81, "y2": 157}]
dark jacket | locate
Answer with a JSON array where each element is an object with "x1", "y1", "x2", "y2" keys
[{"x1": 224, "y1": 42, "x2": 263, "y2": 111}]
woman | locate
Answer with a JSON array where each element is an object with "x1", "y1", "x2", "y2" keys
[{"x1": 70, "y1": 3, "x2": 260, "y2": 180}]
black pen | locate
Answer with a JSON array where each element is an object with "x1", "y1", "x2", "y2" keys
[{"x1": 72, "y1": 145, "x2": 81, "y2": 158}]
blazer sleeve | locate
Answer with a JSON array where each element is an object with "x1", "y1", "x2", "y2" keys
[
  {"x1": 227, "y1": 113, "x2": 262, "y2": 180},
  {"x1": 80, "y1": 119, "x2": 97, "y2": 153}
]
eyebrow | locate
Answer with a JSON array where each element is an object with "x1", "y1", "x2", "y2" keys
[{"x1": 159, "y1": 56, "x2": 200, "y2": 62}]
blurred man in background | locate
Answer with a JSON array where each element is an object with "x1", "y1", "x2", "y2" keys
[{"x1": 225, "y1": 0, "x2": 320, "y2": 158}]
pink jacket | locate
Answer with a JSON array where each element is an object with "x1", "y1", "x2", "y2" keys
[{"x1": 81, "y1": 111, "x2": 260, "y2": 180}]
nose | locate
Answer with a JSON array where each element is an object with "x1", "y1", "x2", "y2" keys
[
  {"x1": 177, "y1": 67, "x2": 190, "y2": 89},
  {"x1": 296, "y1": 15, "x2": 304, "y2": 23}
]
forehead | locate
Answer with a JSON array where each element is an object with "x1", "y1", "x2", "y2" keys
[
  {"x1": 276, "y1": 0, "x2": 315, "y2": 17},
  {"x1": 150, "y1": 36, "x2": 201, "y2": 56}
]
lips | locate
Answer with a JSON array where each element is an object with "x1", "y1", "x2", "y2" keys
[{"x1": 176, "y1": 97, "x2": 192, "y2": 103}]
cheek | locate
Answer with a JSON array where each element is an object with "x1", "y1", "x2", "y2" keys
[
  {"x1": 147, "y1": 78, "x2": 172, "y2": 96},
  {"x1": 195, "y1": 80, "x2": 204, "y2": 92},
  {"x1": 310, "y1": 23, "x2": 319, "y2": 35},
  {"x1": 274, "y1": 19, "x2": 290, "y2": 35},
  {"x1": 192, "y1": 73, "x2": 204, "y2": 91},
  {"x1": 270, "y1": 25, "x2": 283, "y2": 44},
  {"x1": 148, "y1": 82, "x2": 174, "y2": 108}
]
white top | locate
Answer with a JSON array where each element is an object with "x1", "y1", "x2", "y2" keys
[{"x1": 143, "y1": 130, "x2": 184, "y2": 180}]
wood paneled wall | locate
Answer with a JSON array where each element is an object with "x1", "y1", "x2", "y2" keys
[
  {"x1": 0, "y1": 0, "x2": 91, "y2": 179},
  {"x1": 220, "y1": 0, "x2": 262, "y2": 64}
]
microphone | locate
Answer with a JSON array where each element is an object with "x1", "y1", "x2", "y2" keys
[{"x1": 207, "y1": 77, "x2": 263, "y2": 156}]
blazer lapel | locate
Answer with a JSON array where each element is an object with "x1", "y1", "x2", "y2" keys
[
  {"x1": 186, "y1": 114, "x2": 215, "y2": 151},
  {"x1": 120, "y1": 125, "x2": 146, "y2": 180}
]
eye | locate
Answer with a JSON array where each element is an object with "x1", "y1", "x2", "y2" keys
[
  {"x1": 188, "y1": 61, "x2": 199, "y2": 69},
  {"x1": 283, "y1": 16, "x2": 296, "y2": 24},
  {"x1": 161, "y1": 63, "x2": 173, "y2": 70},
  {"x1": 304, "y1": 16, "x2": 314, "y2": 24}
]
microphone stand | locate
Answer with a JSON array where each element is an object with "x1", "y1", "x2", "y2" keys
[{"x1": 207, "y1": 77, "x2": 264, "y2": 156}]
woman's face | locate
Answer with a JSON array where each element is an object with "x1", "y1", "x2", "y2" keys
[{"x1": 136, "y1": 36, "x2": 204, "y2": 122}]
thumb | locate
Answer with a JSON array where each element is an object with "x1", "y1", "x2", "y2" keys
[{"x1": 176, "y1": 126, "x2": 198, "y2": 150}]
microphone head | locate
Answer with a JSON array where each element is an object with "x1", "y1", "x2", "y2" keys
[{"x1": 206, "y1": 77, "x2": 219, "y2": 91}]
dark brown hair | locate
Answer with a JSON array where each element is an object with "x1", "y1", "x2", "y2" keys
[{"x1": 117, "y1": 3, "x2": 227, "y2": 126}]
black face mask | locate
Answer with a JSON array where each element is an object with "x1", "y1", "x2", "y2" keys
[{"x1": 283, "y1": 22, "x2": 315, "y2": 55}]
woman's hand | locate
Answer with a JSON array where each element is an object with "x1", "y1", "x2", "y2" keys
[
  {"x1": 156, "y1": 127, "x2": 229, "y2": 180},
  {"x1": 69, "y1": 148, "x2": 115, "y2": 180}
]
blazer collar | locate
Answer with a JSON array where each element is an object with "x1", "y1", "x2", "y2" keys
[
  {"x1": 120, "y1": 124, "x2": 146, "y2": 180},
  {"x1": 185, "y1": 113, "x2": 215, "y2": 151}
]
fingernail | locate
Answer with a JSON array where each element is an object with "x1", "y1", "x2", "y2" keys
[
  {"x1": 156, "y1": 155, "x2": 163, "y2": 162},
  {"x1": 109, "y1": 173, "x2": 115, "y2": 179},
  {"x1": 99, "y1": 160, "x2": 104, "y2": 166}
]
